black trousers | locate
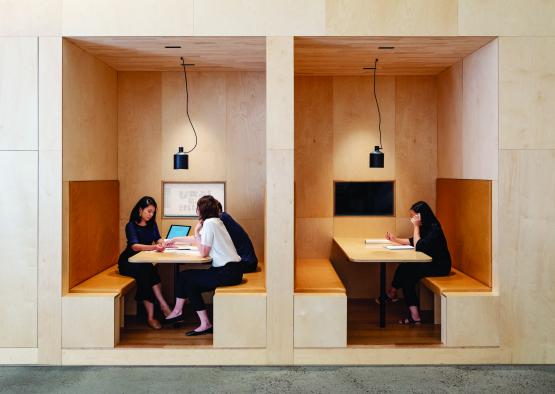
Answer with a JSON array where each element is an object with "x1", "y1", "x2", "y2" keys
[
  {"x1": 176, "y1": 262, "x2": 243, "y2": 311},
  {"x1": 391, "y1": 262, "x2": 451, "y2": 307},
  {"x1": 118, "y1": 262, "x2": 161, "y2": 303}
]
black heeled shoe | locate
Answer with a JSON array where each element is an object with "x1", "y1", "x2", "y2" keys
[{"x1": 185, "y1": 327, "x2": 213, "y2": 336}]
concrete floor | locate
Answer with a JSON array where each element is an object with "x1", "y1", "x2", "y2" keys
[{"x1": 1, "y1": 365, "x2": 554, "y2": 393}]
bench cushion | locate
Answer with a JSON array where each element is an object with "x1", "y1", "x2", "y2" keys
[
  {"x1": 215, "y1": 262, "x2": 266, "y2": 294},
  {"x1": 421, "y1": 268, "x2": 490, "y2": 295},
  {"x1": 70, "y1": 264, "x2": 136, "y2": 295},
  {"x1": 295, "y1": 259, "x2": 346, "y2": 294}
]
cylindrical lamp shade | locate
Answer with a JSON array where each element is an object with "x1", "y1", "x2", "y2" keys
[
  {"x1": 174, "y1": 147, "x2": 189, "y2": 169},
  {"x1": 369, "y1": 146, "x2": 384, "y2": 168}
]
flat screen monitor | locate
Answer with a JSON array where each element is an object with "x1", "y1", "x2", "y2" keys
[{"x1": 334, "y1": 181, "x2": 394, "y2": 216}]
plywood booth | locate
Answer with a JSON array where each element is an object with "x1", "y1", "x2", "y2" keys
[
  {"x1": 293, "y1": 37, "x2": 499, "y2": 348},
  {"x1": 61, "y1": 37, "x2": 267, "y2": 349}
]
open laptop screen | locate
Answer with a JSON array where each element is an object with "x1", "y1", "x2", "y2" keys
[{"x1": 166, "y1": 224, "x2": 191, "y2": 239}]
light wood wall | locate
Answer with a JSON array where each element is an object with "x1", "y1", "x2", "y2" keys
[
  {"x1": 295, "y1": 75, "x2": 437, "y2": 298},
  {"x1": 437, "y1": 39, "x2": 498, "y2": 180},
  {"x1": 117, "y1": 71, "x2": 266, "y2": 260},
  {"x1": 62, "y1": 40, "x2": 118, "y2": 182},
  {"x1": 3, "y1": 0, "x2": 555, "y2": 366}
]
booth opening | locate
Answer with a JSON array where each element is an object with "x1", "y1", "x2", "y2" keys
[
  {"x1": 293, "y1": 36, "x2": 498, "y2": 348},
  {"x1": 61, "y1": 36, "x2": 267, "y2": 349}
]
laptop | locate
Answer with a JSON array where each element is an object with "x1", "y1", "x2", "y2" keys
[{"x1": 164, "y1": 225, "x2": 192, "y2": 250}]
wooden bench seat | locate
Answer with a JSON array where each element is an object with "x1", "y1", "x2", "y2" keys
[
  {"x1": 295, "y1": 259, "x2": 346, "y2": 294},
  {"x1": 294, "y1": 259, "x2": 346, "y2": 348},
  {"x1": 70, "y1": 264, "x2": 136, "y2": 294},
  {"x1": 215, "y1": 263, "x2": 265, "y2": 294},
  {"x1": 62, "y1": 264, "x2": 136, "y2": 349},
  {"x1": 421, "y1": 268, "x2": 490, "y2": 295},
  {"x1": 213, "y1": 262, "x2": 266, "y2": 348}
]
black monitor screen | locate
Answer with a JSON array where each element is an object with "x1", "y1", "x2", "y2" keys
[{"x1": 334, "y1": 181, "x2": 394, "y2": 216}]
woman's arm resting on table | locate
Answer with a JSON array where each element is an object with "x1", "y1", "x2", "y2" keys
[
  {"x1": 385, "y1": 232, "x2": 410, "y2": 245},
  {"x1": 131, "y1": 243, "x2": 165, "y2": 252}
]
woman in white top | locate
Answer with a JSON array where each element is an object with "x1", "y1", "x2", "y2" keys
[{"x1": 164, "y1": 195, "x2": 242, "y2": 336}]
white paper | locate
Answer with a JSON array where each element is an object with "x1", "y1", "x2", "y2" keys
[{"x1": 384, "y1": 245, "x2": 414, "y2": 250}]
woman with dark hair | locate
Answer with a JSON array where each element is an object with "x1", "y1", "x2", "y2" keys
[
  {"x1": 164, "y1": 195, "x2": 243, "y2": 336},
  {"x1": 118, "y1": 196, "x2": 172, "y2": 329},
  {"x1": 384, "y1": 201, "x2": 451, "y2": 324}
]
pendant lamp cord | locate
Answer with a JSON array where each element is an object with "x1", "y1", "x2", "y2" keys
[
  {"x1": 181, "y1": 57, "x2": 198, "y2": 153},
  {"x1": 372, "y1": 58, "x2": 382, "y2": 149}
]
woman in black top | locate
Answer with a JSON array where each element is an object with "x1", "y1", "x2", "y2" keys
[
  {"x1": 385, "y1": 201, "x2": 451, "y2": 324},
  {"x1": 118, "y1": 196, "x2": 172, "y2": 329}
]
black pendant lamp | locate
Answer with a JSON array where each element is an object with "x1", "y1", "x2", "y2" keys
[
  {"x1": 174, "y1": 57, "x2": 197, "y2": 169},
  {"x1": 365, "y1": 58, "x2": 384, "y2": 168}
]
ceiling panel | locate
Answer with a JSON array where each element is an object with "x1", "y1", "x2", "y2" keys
[
  {"x1": 67, "y1": 36, "x2": 266, "y2": 72},
  {"x1": 295, "y1": 36, "x2": 495, "y2": 75}
]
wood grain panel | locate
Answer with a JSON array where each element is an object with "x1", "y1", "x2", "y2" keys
[
  {"x1": 69, "y1": 180, "x2": 119, "y2": 289},
  {"x1": 295, "y1": 36, "x2": 494, "y2": 76},
  {"x1": 295, "y1": 76, "x2": 334, "y2": 218},
  {"x1": 333, "y1": 76, "x2": 396, "y2": 181},
  {"x1": 437, "y1": 62, "x2": 463, "y2": 178},
  {"x1": 225, "y1": 72, "x2": 266, "y2": 220},
  {"x1": 67, "y1": 37, "x2": 265, "y2": 72},
  {"x1": 436, "y1": 178, "x2": 492, "y2": 287},
  {"x1": 395, "y1": 76, "x2": 437, "y2": 216},
  {"x1": 118, "y1": 72, "x2": 162, "y2": 221},
  {"x1": 62, "y1": 39, "x2": 118, "y2": 181}
]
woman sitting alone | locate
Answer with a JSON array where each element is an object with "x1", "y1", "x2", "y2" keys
[{"x1": 385, "y1": 201, "x2": 452, "y2": 325}]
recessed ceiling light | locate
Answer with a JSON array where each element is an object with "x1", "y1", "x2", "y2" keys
[
  {"x1": 378, "y1": 46, "x2": 395, "y2": 50},
  {"x1": 165, "y1": 45, "x2": 182, "y2": 49}
]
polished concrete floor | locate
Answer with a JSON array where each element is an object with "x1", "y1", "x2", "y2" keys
[{"x1": 1, "y1": 365, "x2": 554, "y2": 393}]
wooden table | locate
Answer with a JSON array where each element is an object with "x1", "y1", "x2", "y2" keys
[
  {"x1": 129, "y1": 248, "x2": 212, "y2": 299},
  {"x1": 333, "y1": 237, "x2": 431, "y2": 328}
]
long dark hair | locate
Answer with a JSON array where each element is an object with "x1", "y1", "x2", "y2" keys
[
  {"x1": 197, "y1": 195, "x2": 220, "y2": 221},
  {"x1": 410, "y1": 201, "x2": 441, "y2": 236},
  {"x1": 129, "y1": 196, "x2": 157, "y2": 226}
]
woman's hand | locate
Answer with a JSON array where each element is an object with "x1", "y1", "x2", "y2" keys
[
  {"x1": 410, "y1": 213, "x2": 422, "y2": 227},
  {"x1": 385, "y1": 231, "x2": 396, "y2": 242},
  {"x1": 194, "y1": 220, "x2": 203, "y2": 236},
  {"x1": 154, "y1": 244, "x2": 165, "y2": 252}
]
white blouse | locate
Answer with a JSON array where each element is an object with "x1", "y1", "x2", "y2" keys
[{"x1": 200, "y1": 218, "x2": 241, "y2": 267}]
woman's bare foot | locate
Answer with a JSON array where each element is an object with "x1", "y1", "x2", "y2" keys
[
  {"x1": 147, "y1": 318, "x2": 162, "y2": 330},
  {"x1": 194, "y1": 322, "x2": 212, "y2": 332},
  {"x1": 165, "y1": 310, "x2": 182, "y2": 320}
]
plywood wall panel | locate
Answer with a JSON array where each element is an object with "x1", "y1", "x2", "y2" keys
[
  {"x1": 295, "y1": 218, "x2": 334, "y2": 259},
  {"x1": 437, "y1": 179, "x2": 492, "y2": 287},
  {"x1": 161, "y1": 72, "x2": 227, "y2": 182},
  {"x1": 499, "y1": 37, "x2": 555, "y2": 149},
  {"x1": 118, "y1": 72, "x2": 163, "y2": 221},
  {"x1": 462, "y1": 40, "x2": 498, "y2": 180},
  {"x1": 68, "y1": 181, "x2": 119, "y2": 289},
  {"x1": 499, "y1": 150, "x2": 555, "y2": 363},
  {"x1": 225, "y1": 72, "x2": 266, "y2": 220},
  {"x1": 325, "y1": 0, "x2": 458, "y2": 36},
  {"x1": 295, "y1": 76, "x2": 334, "y2": 218},
  {"x1": 62, "y1": 0, "x2": 194, "y2": 36},
  {"x1": 395, "y1": 76, "x2": 437, "y2": 215},
  {"x1": 459, "y1": 0, "x2": 555, "y2": 36},
  {"x1": 0, "y1": 152, "x2": 38, "y2": 347},
  {"x1": 437, "y1": 62, "x2": 463, "y2": 179},
  {"x1": 0, "y1": 38, "x2": 38, "y2": 150},
  {"x1": 62, "y1": 40, "x2": 118, "y2": 181},
  {"x1": 333, "y1": 76, "x2": 396, "y2": 181}
]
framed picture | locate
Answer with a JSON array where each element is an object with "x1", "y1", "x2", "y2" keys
[{"x1": 162, "y1": 182, "x2": 226, "y2": 218}]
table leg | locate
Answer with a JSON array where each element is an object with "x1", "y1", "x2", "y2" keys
[{"x1": 379, "y1": 262, "x2": 386, "y2": 328}]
